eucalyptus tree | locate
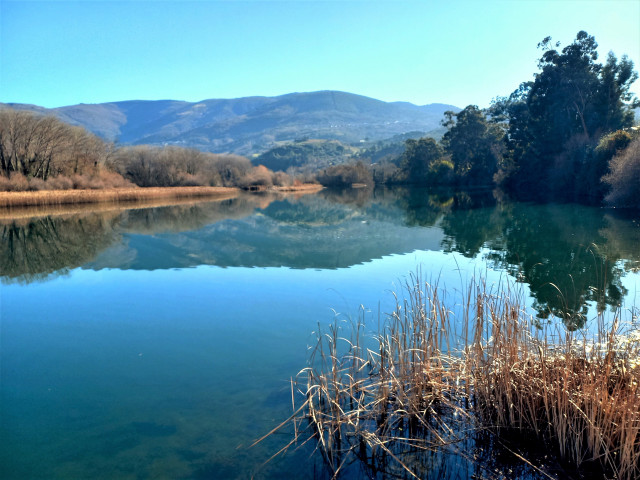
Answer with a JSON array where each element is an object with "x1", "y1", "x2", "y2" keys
[
  {"x1": 441, "y1": 105, "x2": 504, "y2": 185},
  {"x1": 491, "y1": 31, "x2": 639, "y2": 198}
]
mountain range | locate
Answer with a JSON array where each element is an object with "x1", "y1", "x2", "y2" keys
[{"x1": 2, "y1": 91, "x2": 459, "y2": 155}]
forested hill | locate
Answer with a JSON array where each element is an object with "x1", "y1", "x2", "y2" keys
[{"x1": 2, "y1": 91, "x2": 458, "y2": 155}]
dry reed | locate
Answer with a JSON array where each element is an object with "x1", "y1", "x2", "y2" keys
[
  {"x1": 263, "y1": 275, "x2": 640, "y2": 479},
  {"x1": 0, "y1": 186, "x2": 239, "y2": 209}
]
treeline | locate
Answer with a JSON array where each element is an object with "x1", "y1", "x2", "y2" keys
[
  {"x1": 0, "y1": 108, "x2": 296, "y2": 192},
  {"x1": 380, "y1": 31, "x2": 639, "y2": 208}
]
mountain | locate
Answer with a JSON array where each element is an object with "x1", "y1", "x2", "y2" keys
[{"x1": 2, "y1": 91, "x2": 459, "y2": 155}]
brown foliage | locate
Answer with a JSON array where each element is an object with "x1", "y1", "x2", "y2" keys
[
  {"x1": 108, "y1": 145, "x2": 256, "y2": 188},
  {"x1": 603, "y1": 135, "x2": 640, "y2": 208},
  {"x1": 0, "y1": 107, "x2": 109, "y2": 180},
  {"x1": 316, "y1": 161, "x2": 373, "y2": 187}
]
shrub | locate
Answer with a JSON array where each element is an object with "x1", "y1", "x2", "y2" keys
[
  {"x1": 0, "y1": 175, "x2": 12, "y2": 192},
  {"x1": 316, "y1": 161, "x2": 373, "y2": 187},
  {"x1": 46, "y1": 175, "x2": 74, "y2": 190},
  {"x1": 272, "y1": 171, "x2": 293, "y2": 187},
  {"x1": 238, "y1": 165, "x2": 273, "y2": 190},
  {"x1": 28, "y1": 177, "x2": 47, "y2": 191},
  {"x1": 603, "y1": 136, "x2": 640, "y2": 208},
  {"x1": 8, "y1": 172, "x2": 29, "y2": 192}
]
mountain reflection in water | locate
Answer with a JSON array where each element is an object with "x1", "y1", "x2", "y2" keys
[{"x1": 1, "y1": 187, "x2": 639, "y2": 327}]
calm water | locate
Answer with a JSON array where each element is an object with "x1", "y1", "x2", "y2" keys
[{"x1": 1, "y1": 188, "x2": 639, "y2": 479}]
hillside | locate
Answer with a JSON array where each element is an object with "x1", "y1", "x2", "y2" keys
[
  {"x1": 2, "y1": 91, "x2": 459, "y2": 156},
  {"x1": 254, "y1": 139, "x2": 359, "y2": 172}
]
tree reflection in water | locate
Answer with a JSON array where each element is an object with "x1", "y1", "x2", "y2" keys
[
  {"x1": 1, "y1": 187, "x2": 639, "y2": 330},
  {"x1": 0, "y1": 213, "x2": 120, "y2": 284}
]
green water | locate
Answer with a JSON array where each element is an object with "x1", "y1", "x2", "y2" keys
[{"x1": 1, "y1": 188, "x2": 639, "y2": 479}]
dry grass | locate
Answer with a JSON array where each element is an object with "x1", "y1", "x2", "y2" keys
[
  {"x1": 0, "y1": 186, "x2": 239, "y2": 209},
  {"x1": 262, "y1": 275, "x2": 640, "y2": 479},
  {"x1": 269, "y1": 183, "x2": 324, "y2": 193},
  {"x1": 0, "y1": 195, "x2": 243, "y2": 222},
  {"x1": 0, "y1": 184, "x2": 323, "y2": 212}
]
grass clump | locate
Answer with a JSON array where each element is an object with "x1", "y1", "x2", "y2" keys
[{"x1": 264, "y1": 275, "x2": 640, "y2": 479}]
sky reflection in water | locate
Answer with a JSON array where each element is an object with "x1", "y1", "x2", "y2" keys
[{"x1": 1, "y1": 188, "x2": 639, "y2": 479}]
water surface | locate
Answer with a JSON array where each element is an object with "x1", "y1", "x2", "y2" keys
[{"x1": 1, "y1": 188, "x2": 639, "y2": 479}]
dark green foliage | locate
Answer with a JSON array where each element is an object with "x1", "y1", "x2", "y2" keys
[
  {"x1": 493, "y1": 31, "x2": 639, "y2": 199},
  {"x1": 253, "y1": 139, "x2": 355, "y2": 173},
  {"x1": 400, "y1": 137, "x2": 446, "y2": 184},
  {"x1": 441, "y1": 106, "x2": 504, "y2": 185},
  {"x1": 355, "y1": 141, "x2": 406, "y2": 166}
]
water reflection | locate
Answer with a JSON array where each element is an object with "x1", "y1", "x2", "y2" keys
[
  {"x1": 0, "y1": 213, "x2": 120, "y2": 283},
  {"x1": 1, "y1": 188, "x2": 639, "y2": 326}
]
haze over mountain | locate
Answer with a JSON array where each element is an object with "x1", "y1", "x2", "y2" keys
[{"x1": 3, "y1": 91, "x2": 459, "y2": 155}]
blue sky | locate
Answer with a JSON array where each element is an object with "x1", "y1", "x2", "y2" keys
[{"x1": 2, "y1": 0, "x2": 639, "y2": 109}]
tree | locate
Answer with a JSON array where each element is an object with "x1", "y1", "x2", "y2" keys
[
  {"x1": 0, "y1": 108, "x2": 108, "y2": 180},
  {"x1": 494, "y1": 31, "x2": 639, "y2": 198},
  {"x1": 316, "y1": 161, "x2": 373, "y2": 187},
  {"x1": 441, "y1": 105, "x2": 504, "y2": 185},
  {"x1": 400, "y1": 137, "x2": 445, "y2": 184}
]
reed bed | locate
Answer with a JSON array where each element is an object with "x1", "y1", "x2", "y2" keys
[
  {"x1": 264, "y1": 276, "x2": 640, "y2": 479},
  {"x1": 0, "y1": 194, "x2": 245, "y2": 221},
  {"x1": 0, "y1": 186, "x2": 239, "y2": 209}
]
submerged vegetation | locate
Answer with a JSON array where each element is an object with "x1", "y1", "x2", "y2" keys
[{"x1": 265, "y1": 276, "x2": 640, "y2": 479}]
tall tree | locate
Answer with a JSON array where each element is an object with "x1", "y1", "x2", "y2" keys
[
  {"x1": 494, "y1": 31, "x2": 639, "y2": 198},
  {"x1": 441, "y1": 105, "x2": 504, "y2": 185},
  {"x1": 401, "y1": 137, "x2": 445, "y2": 184}
]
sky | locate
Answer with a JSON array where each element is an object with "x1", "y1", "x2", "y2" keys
[{"x1": 1, "y1": 0, "x2": 639, "y2": 109}]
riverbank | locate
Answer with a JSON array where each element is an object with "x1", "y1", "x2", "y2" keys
[
  {"x1": 0, "y1": 186, "x2": 238, "y2": 208},
  {"x1": 0, "y1": 183, "x2": 324, "y2": 210}
]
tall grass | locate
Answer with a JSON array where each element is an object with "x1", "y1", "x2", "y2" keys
[
  {"x1": 265, "y1": 275, "x2": 640, "y2": 479},
  {"x1": 0, "y1": 186, "x2": 239, "y2": 209}
]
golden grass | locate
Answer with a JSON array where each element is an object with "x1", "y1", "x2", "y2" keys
[
  {"x1": 263, "y1": 275, "x2": 640, "y2": 479},
  {"x1": 269, "y1": 184, "x2": 324, "y2": 193},
  {"x1": 0, "y1": 186, "x2": 240, "y2": 209},
  {"x1": 0, "y1": 195, "x2": 241, "y2": 222}
]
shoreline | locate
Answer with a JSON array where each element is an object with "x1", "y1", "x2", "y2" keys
[
  {"x1": 0, "y1": 184, "x2": 324, "y2": 219},
  {"x1": 0, "y1": 184, "x2": 323, "y2": 207},
  {"x1": 0, "y1": 186, "x2": 239, "y2": 208}
]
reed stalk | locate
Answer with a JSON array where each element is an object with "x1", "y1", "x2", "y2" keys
[{"x1": 265, "y1": 275, "x2": 640, "y2": 479}]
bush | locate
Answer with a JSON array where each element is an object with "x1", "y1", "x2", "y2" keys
[
  {"x1": 316, "y1": 161, "x2": 373, "y2": 187},
  {"x1": 8, "y1": 172, "x2": 29, "y2": 192},
  {"x1": 0, "y1": 170, "x2": 133, "y2": 192},
  {"x1": 272, "y1": 171, "x2": 293, "y2": 187},
  {"x1": 28, "y1": 177, "x2": 47, "y2": 191},
  {"x1": 603, "y1": 136, "x2": 640, "y2": 208},
  {"x1": 0, "y1": 175, "x2": 12, "y2": 192},
  {"x1": 46, "y1": 175, "x2": 74, "y2": 190},
  {"x1": 580, "y1": 130, "x2": 635, "y2": 200},
  {"x1": 238, "y1": 165, "x2": 273, "y2": 190}
]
